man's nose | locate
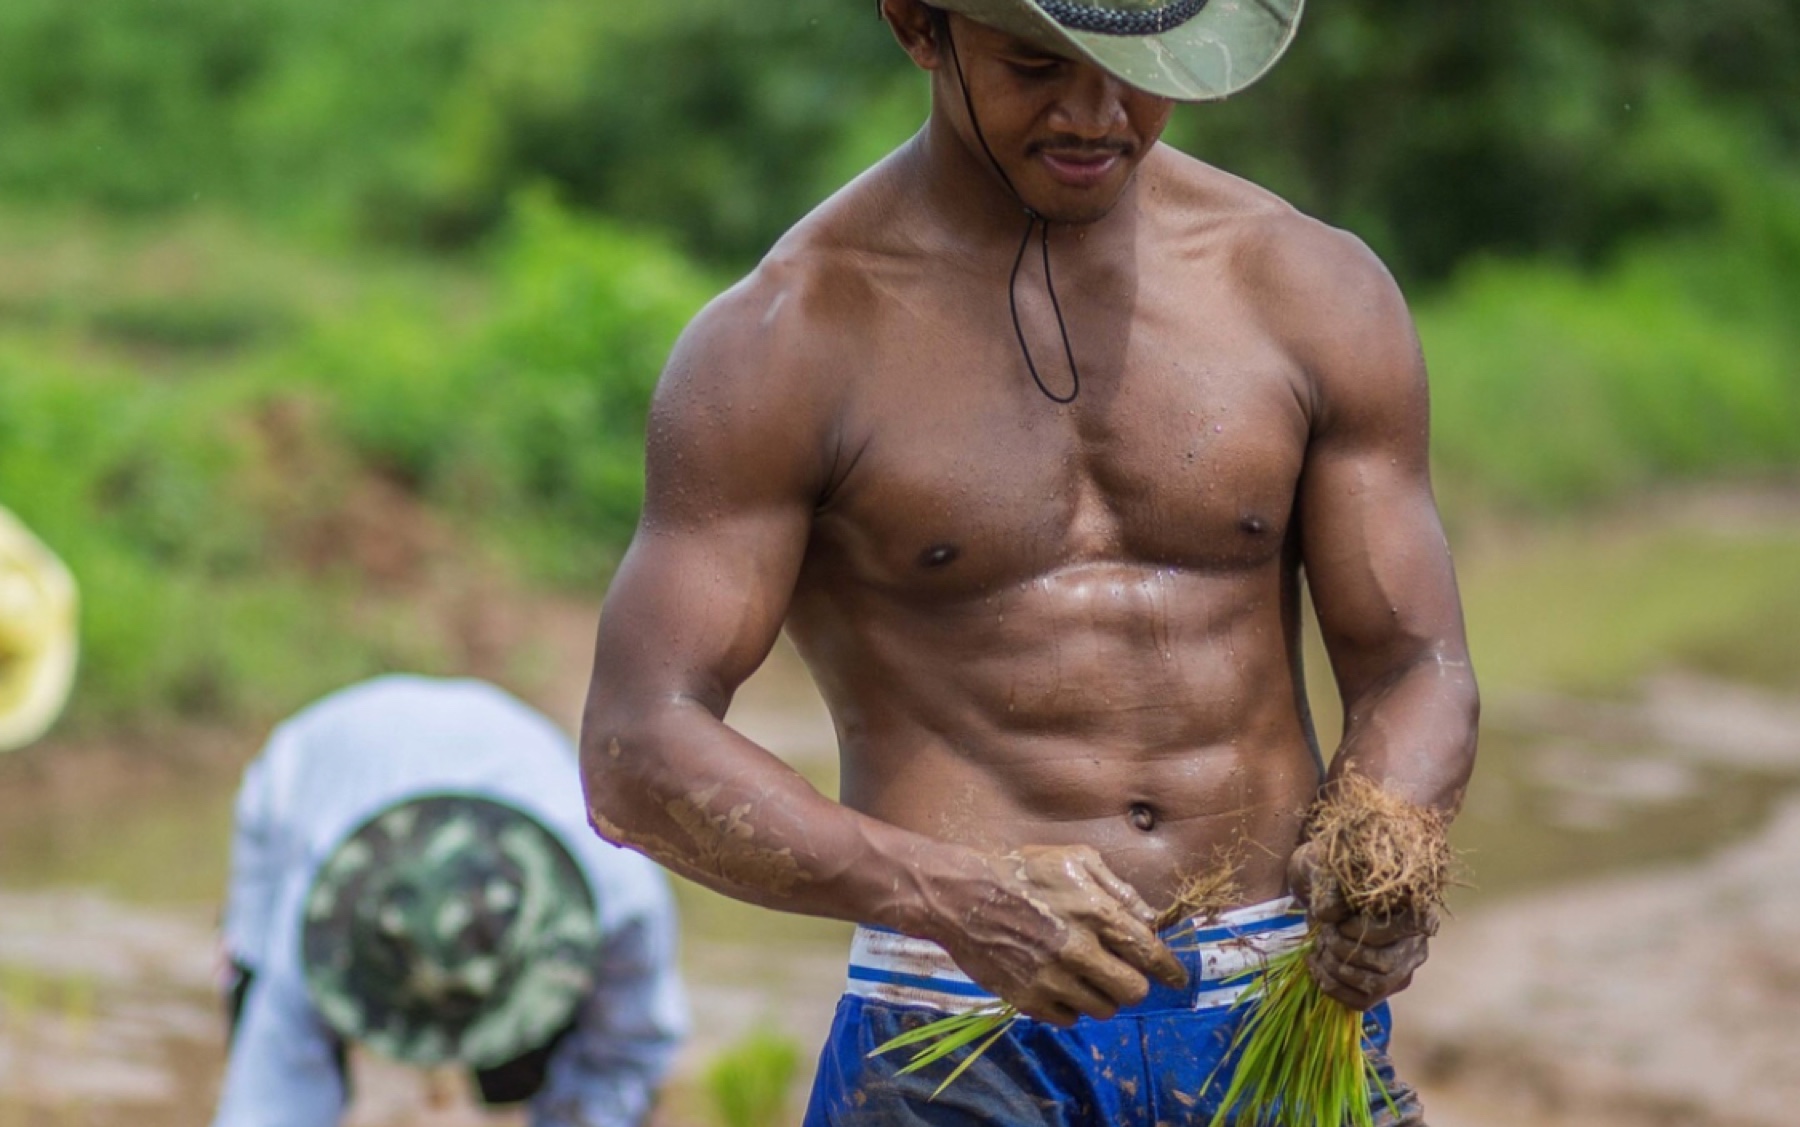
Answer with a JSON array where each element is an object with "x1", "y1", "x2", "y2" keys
[{"x1": 1049, "y1": 69, "x2": 1130, "y2": 139}]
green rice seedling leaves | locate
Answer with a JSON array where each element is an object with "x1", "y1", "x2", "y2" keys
[
  {"x1": 1204, "y1": 940, "x2": 1397, "y2": 1127},
  {"x1": 1206, "y1": 776, "x2": 1454, "y2": 1127},
  {"x1": 870, "y1": 1003, "x2": 1019, "y2": 1099},
  {"x1": 704, "y1": 1028, "x2": 802, "y2": 1127}
]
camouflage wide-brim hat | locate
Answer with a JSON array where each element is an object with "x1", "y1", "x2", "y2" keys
[
  {"x1": 934, "y1": 0, "x2": 1304, "y2": 102},
  {"x1": 302, "y1": 794, "x2": 602, "y2": 1067}
]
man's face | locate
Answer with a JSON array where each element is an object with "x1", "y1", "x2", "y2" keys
[{"x1": 935, "y1": 13, "x2": 1175, "y2": 225}]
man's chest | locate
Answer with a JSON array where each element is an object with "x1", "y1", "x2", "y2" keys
[{"x1": 810, "y1": 312, "x2": 1313, "y2": 598}]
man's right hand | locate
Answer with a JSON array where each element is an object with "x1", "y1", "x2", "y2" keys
[{"x1": 927, "y1": 844, "x2": 1188, "y2": 1026}]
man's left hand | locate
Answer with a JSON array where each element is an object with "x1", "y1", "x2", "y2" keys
[{"x1": 1288, "y1": 841, "x2": 1436, "y2": 1011}]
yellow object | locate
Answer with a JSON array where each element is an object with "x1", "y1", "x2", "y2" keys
[{"x1": 0, "y1": 506, "x2": 79, "y2": 752}]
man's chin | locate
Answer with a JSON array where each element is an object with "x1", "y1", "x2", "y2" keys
[
  {"x1": 1032, "y1": 194, "x2": 1127, "y2": 227},
  {"x1": 1020, "y1": 176, "x2": 1135, "y2": 227}
]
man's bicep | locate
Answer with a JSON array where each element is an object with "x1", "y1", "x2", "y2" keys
[
  {"x1": 1302, "y1": 449, "x2": 1466, "y2": 687},
  {"x1": 1280, "y1": 224, "x2": 1476, "y2": 806},
  {"x1": 592, "y1": 504, "x2": 811, "y2": 713},
  {"x1": 595, "y1": 287, "x2": 832, "y2": 710},
  {"x1": 1297, "y1": 391, "x2": 1479, "y2": 810},
  {"x1": 1297, "y1": 312, "x2": 1468, "y2": 700}
]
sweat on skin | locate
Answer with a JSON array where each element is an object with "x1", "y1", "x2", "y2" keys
[{"x1": 582, "y1": 0, "x2": 1475, "y2": 1050}]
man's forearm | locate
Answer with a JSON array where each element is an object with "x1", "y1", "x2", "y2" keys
[
  {"x1": 1329, "y1": 652, "x2": 1479, "y2": 814},
  {"x1": 581, "y1": 700, "x2": 978, "y2": 940}
]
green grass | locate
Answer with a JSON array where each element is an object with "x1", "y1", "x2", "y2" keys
[
  {"x1": 0, "y1": 197, "x2": 711, "y2": 735},
  {"x1": 703, "y1": 1029, "x2": 803, "y2": 1127},
  {"x1": 1458, "y1": 522, "x2": 1800, "y2": 696},
  {"x1": 870, "y1": 1003, "x2": 1019, "y2": 1099},
  {"x1": 1421, "y1": 248, "x2": 1800, "y2": 514}
]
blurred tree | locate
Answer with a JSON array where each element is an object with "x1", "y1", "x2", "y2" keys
[
  {"x1": 1167, "y1": 0, "x2": 1800, "y2": 280},
  {"x1": 395, "y1": 0, "x2": 903, "y2": 261},
  {"x1": 1, "y1": 0, "x2": 1795, "y2": 281}
]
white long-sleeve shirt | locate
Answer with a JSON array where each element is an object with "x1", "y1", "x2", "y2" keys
[{"x1": 212, "y1": 675, "x2": 687, "y2": 1127}]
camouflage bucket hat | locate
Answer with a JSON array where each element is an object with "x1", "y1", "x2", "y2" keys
[
  {"x1": 931, "y1": 0, "x2": 1304, "y2": 102},
  {"x1": 302, "y1": 794, "x2": 602, "y2": 1067}
]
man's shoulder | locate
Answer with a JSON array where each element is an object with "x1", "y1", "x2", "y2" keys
[
  {"x1": 646, "y1": 201, "x2": 897, "y2": 491},
  {"x1": 665, "y1": 177, "x2": 911, "y2": 410},
  {"x1": 697, "y1": 243, "x2": 867, "y2": 356},
  {"x1": 1153, "y1": 151, "x2": 1421, "y2": 413},
  {"x1": 1154, "y1": 149, "x2": 1395, "y2": 299},
  {"x1": 656, "y1": 259, "x2": 847, "y2": 442},
  {"x1": 689, "y1": 214, "x2": 870, "y2": 346}
]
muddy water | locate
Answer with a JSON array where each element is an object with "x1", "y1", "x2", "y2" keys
[{"x1": 2, "y1": 516, "x2": 1798, "y2": 1126}]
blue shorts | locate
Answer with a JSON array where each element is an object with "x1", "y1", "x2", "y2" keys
[{"x1": 802, "y1": 898, "x2": 1422, "y2": 1126}]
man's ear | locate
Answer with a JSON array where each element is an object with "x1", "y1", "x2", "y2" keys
[{"x1": 882, "y1": 0, "x2": 946, "y2": 71}]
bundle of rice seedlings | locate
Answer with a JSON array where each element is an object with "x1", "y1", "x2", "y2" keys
[
  {"x1": 1205, "y1": 773, "x2": 1457, "y2": 1127},
  {"x1": 871, "y1": 859, "x2": 1240, "y2": 1099}
]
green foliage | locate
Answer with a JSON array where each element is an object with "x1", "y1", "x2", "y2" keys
[
  {"x1": 0, "y1": 0, "x2": 900, "y2": 263},
  {"x1": 1423, "y1": 253, "x2": 1800, "y2": 508},
  {"x1": 0, "y1": 197, "x2": 708, "y2": 730},
  {"x1": 7, "y1": 0, "x2": 1797, "y2": 280},
  {"x1": 1421, "y1": 118, "x2": 1800, "y2": 510},
  {"x1": 0, "y1": 339, "x2": 444, "y2": 728},
  {"x1": 303, "y1": 190, "x2": 715, "y2": 582},
  {"x1": 1171, "y1": 0, "x2": 1800, "y2": 282},
  {"x1": 703, "y1": 1028, "x2": 802, "y2": 1127},
  {"x1": 399, "y1": 0, "x2": 904, "y2": 263}
]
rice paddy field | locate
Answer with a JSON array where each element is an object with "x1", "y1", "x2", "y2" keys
[
  {"x1": 3, "y1": 4, "x2": 1798, "y2": 1118},
  {"x1": 2, "y1": 496, "x2": 1797, "y2": 1126}
]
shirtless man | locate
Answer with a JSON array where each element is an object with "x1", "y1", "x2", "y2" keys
[{"x1": 582, "y1": 1, "x2": 1478, "y2": 1122}]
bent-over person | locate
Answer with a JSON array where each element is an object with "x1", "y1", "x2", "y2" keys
[{"x1": 214, "y1": 675, "x2": 687, "y2": 1127}]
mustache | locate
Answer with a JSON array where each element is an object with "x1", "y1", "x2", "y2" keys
[{"x1": 1028, "y1": 136, "x2": 1135, "y2": 159}]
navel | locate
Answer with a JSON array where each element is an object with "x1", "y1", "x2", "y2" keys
[
  {"x1": 1127, "y1": 803, "x2": 1158, "y2": 833},
  {"x1": 1238, "y1": 515, "x2": 1268, "y2": 536},
  {"x1": 918, "y1": 543, "x2": 962, "y2": 569}
]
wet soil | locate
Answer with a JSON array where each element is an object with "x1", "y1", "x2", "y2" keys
[
  {"x1": 6, "y1": 649, "x2": 1797, "y2": 1127},
  {"x1": 1401, "y1": 796, "x2": 1800, "y2": 1127}
]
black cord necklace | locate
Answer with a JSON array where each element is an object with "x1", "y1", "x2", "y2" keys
[{"x1": 945, "y1": 25, "x2": 1082, "y2": 405}]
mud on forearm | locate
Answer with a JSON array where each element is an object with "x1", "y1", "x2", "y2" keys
[
  {"x1": 583, "y1": 730, "x2": 961, "y2": 932},
  {"x1": 586, "y1": 736, "x2": 821, "y2": 897}
]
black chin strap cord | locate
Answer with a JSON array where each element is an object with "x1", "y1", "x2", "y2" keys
[{"x1": 944, "y1": 23, "x2": 1082, "y2": 405}]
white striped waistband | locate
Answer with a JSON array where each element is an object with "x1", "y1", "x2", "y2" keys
[{"x1": 844, "y1": 897, "x2": 1308, "y2": 1015}]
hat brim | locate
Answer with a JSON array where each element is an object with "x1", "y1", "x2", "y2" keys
[{"x1": 936, "y1": 0, "x2": 1304, "y2": 102}]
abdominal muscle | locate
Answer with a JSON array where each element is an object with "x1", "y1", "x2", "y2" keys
[{"x1": 789, "y1": 561, "x2": 1324, "y2": 908}]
